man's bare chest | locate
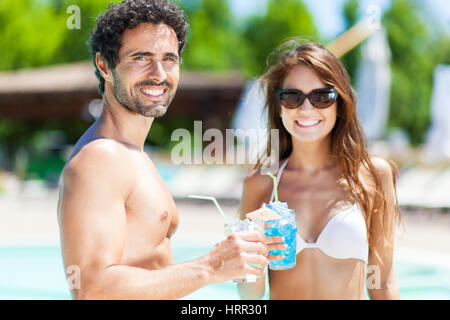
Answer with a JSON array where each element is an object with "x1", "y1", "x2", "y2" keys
[
  {"x1": 119, "y1": 159, "x2": 179, "y2": 268},
  {"x1": 125, "y1": 160, "x2": 179, "y2": 237}
]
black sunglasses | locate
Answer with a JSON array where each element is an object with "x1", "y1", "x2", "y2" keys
[{"x1": 276, "y1": 88, "x2": 338, "y2": 109}]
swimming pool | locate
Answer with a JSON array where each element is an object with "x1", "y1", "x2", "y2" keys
[{"x1": 0, "y1": 245, "x2": 449, "y2": 300}]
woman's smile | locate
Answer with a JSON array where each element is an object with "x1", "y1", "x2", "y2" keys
[{"x1": 295, "y1": 118, "x2": 322, "y2": 128}]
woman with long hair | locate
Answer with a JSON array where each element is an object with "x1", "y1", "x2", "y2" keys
[{"x1": 238, "y1": 41, "x2": 401, "y2": 299}]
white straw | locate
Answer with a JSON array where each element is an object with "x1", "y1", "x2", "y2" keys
[{"x1": 188, "y1": 195, "x2": 231, "y2": 224}]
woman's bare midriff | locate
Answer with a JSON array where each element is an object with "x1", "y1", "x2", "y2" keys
[{"x1": 269, "y1": 248, "x2": 367, "y2": 300}]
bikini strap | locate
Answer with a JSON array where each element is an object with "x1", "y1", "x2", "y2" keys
[{"x1": 269, "y1": 158, "x2": 289, "y2": 203}]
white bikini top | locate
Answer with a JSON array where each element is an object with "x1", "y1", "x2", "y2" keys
[{"x1": 269, "y1": 159, "x2": 369, "y2": 264}]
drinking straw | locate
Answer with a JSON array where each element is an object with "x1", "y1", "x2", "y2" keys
[
  {"x1": 188, "y1": 195, "x2": 231, "y2": 224},
  {"x1": 266, "y1": 172, "x2": 279, "y2": 202}
]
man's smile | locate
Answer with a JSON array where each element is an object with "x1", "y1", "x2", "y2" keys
[{"x1": 139, "y1": 87, "x2": 168, "y2": 99}]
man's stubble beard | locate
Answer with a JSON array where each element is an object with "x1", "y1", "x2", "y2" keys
[{"x1": 112, "y1": 71, "x2": 175, "y2": 118}]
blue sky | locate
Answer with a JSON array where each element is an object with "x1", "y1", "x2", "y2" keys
[{"x1": 229, "y1": 0, "x2": 450, "y2": 40}]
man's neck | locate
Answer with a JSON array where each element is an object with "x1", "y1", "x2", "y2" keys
[{"x1": 95, "y1": 94, "x2": 154, "y2": 151}]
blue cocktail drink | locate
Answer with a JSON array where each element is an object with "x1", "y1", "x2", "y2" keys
[
  {"x1": 188, "y1": 194, "x2": 266, "y2": 283},
  {"x1": 264, "y1": 201, "x2": 297, "y2": 270}
]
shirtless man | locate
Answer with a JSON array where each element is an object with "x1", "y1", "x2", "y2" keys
[{"x1": 57, "y1": 0, "x2": 282, "y2": 300}]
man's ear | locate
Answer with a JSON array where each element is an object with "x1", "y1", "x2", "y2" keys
[{"x1": 95, "y1": 53, "x2": 113, "y2": 82}]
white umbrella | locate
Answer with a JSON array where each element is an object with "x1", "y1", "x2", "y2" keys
[
  {"x1": 355, "y1": 28, "x2": 392, "y2": 141},
  {"x1": 425, "y1": 64, "x2": 450, "y2": 161}
]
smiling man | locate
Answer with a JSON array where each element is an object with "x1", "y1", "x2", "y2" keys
[
  {"x1": 109, "y1": 21, "x2": 179, "y2": 118},
  {"x1": 57, "y1": 0, "x2": 277, "y2": 300}
]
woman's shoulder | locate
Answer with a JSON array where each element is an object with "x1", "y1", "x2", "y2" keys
[
  {"x1": 368, "y1": 155, "x2": 395, "y2": 181},
  {"x1": 242, "y1": 168, "x2": 275, "y2": 200},
  {"x1": 240, "y1": 168, "x2": 275, "y2": 216},
  {"x1": 244, "y1": 168, "x2": 273, "y2": 189},
  {"x1": 359, "y1": 155, "x2": 396, "y2": 192}
]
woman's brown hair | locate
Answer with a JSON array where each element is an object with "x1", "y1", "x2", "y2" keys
[{"x1": 255, "y1": 40, "x2": 401, "y2": 261}]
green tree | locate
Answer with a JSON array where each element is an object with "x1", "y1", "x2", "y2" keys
[
  {"x1": 340, "y1": 0, "x2": 362, "y2": 85},
  {"x1": 178, "y1": 0, "x2": 250, "y2": 72},
  {"x1": 382, "y1": 0, "x2": 448, "y2": 145},
  {"x1": 0, "y1": 0, "x2": 116, "y2": 71},
  {"x1": 243, "y1": 0, "x2": 318, "y2": 76},
  {"x1": 54, "y1": 0, "x2": 119, "y2": 64},
  {"x1": 0, "y1": 0, "x2": 66, "y2": 70}
]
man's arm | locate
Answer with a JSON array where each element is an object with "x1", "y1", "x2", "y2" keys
[{"x1": 57, "y1": 142, "x2": 268, "y2": 300}]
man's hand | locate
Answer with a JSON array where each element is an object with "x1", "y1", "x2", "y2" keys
[{"x1": 203, "y1": 231, "x2": 286, "y2": 283}]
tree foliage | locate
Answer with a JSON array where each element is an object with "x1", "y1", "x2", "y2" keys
[
  {"x1": 0, "y1": 0, "x2": 118, "y2": 71},
  {"x1": 0, "y1": 0, "x2": 317, "y2": 76},
  {"x1": 0, "y1": 0, "x2": 66, "y2": 70},
  {"x1": 382, "y1": 0, "x2": 449, "y2": 145},
  {"x1": 177, "y1": 0, "x2": 250, "y2": 72},
  {"x1": 242, "y1": 0, "x2": 318, "y2": 76},
  {"x1": 340, "y1": 0, "x2": 361, "y2": 84},
  {"x1": 337, "y1": 0, "x2": 450, "y2": 145}
]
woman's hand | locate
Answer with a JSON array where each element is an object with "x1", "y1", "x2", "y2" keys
[{"x1": 264, "y1": 233, "x2": 287, "y2": 261}]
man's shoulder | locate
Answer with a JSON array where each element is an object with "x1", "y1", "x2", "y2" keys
[{"x1": 62, "y1": 138, "x2": 130, "y2": 183}]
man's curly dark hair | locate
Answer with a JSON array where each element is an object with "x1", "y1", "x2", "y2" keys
[{"x1": 88, "y1": 0, "x2": 188, "y2": 95}]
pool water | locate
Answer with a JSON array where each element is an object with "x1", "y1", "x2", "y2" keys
[{"x1": 0, "y1": 245, "x2": 449, "y2": 300}]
